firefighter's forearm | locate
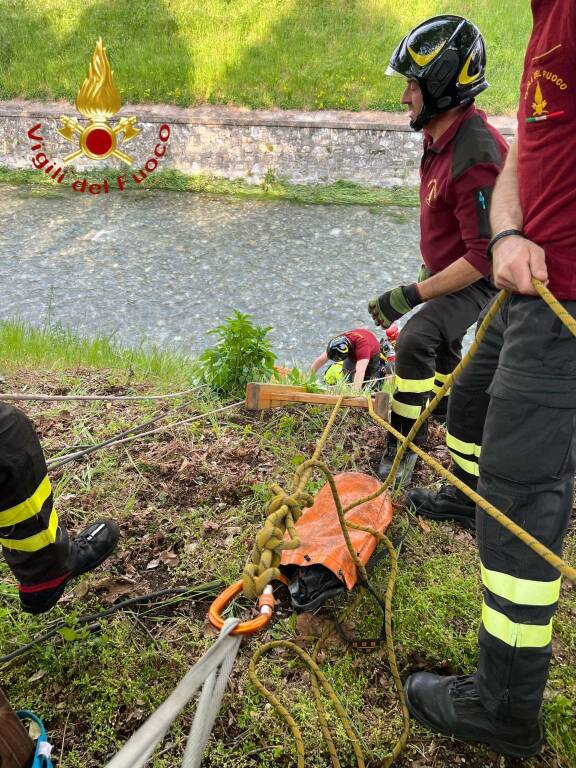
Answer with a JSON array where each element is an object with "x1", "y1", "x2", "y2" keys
[
  {"x1": 417, "y1": 257, "x2": 483, "y2": 301},
  {"x1": 311, "y1": 352, "x2": 328, "y2": 372},
  {"x1": 352, "y1": 358, "x2": 369, "y2": 389},
  {"x1": 490, "y1": 138, "x2": 522, "y2": 234}
]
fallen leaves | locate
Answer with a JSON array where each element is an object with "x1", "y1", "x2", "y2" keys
[
  {"x1": 418, "y1": 516, "x2": 431, "y2": 534},
  {"x1": 158, "y1": 549, "x2": 179, "y2": 567},
  {"x1": 91, "y1": 575, "x2": 145, "y2": 603},
  {"x1": 27, "y1": 669, "x2": 46, "y2": 682}
]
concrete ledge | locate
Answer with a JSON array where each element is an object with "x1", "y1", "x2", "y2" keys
[
  {"x1": 0, "y1": 100, "x2": 516, "y2": 188},
  {"x1": 0, "y1": 99, "x2": 517, "y2": 133}
]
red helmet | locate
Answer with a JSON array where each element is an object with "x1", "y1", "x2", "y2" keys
[{"x1": 386, "y1": 324, "x2": 400, "y2": 343}]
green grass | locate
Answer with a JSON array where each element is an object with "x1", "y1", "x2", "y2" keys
[
  {"x1": 0, "y1": 326, "x2": 574, "y2": 768},
  {"x1": 0, "y1": 166, "x2": 420, "y2": 207},
  {"x1": 0, "y1": 319, "x2": 196, "y2": 388},
  {"x1": 0, "y1": 0, "x2": 531, "y2": 113}
]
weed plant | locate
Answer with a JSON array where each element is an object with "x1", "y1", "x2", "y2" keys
[{"x1": 192, "y1": 310, "x2": 276, "y2": 397}]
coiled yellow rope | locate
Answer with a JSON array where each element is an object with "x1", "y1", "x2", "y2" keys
[
  {"x1": 242, "y1": 396, "x2": 344, "y2": 599},
  {"x1": 246, "y1": 278, "x2": 576, "y2": 768}
]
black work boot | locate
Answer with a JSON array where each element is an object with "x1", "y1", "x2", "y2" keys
[
  {"x1": 20, "y1": 520, "x2": 120, "y2": 614},
  {"x1": 377, "y1": 441, "x2": 418, "y2": 487},
  {"x1": 406, "y1": 485, "x2": 476, "y2": 530},
  {"x1": 404, "y1": 673, "x2": 543, "y2": 759}
]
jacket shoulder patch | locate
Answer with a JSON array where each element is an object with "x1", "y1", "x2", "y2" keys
[{"x1": 452, "y1": 115, "x2": 503, "y2": 181}]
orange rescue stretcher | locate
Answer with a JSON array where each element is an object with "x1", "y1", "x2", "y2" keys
[{"x1": 209, "y1": 473, "x2": 393, "y2": 634}]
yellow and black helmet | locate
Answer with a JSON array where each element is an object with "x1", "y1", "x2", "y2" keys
[
  {"x1": 387, "y1": 15, "x2": 488, "y2": 131},
  {"x1": 326, "y1": 335, "x2": 351, "y2": 362}
]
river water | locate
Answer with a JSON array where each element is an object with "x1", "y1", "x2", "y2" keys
[{"x1": 1, "y1": 186, "x2": 424, "y2": 365}]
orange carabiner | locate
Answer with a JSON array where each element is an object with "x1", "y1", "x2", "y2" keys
[{"x1": 208, "y1": 578, "x2": 286, "y2": 636}]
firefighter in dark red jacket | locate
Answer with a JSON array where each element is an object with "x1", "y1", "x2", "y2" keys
[
  {"x1": 310, "y1": 328, "x2": 384, "y2": 389},
  {"x1": 369, "y1": 16, "x2": 507, "y2": 485},
  {"x1": 403, "y1": 1, "x2": 576, "y2": 757},
  {"x1": 0, "y1": 401, "x2": 119, "y2": 613}
]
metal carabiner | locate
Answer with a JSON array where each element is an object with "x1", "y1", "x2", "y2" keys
[{"x1": 208, "y1": 579, "x2": 283, "y2": 636}]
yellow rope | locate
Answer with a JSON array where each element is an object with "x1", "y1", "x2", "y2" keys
[
  {"x1": 248, "y1": 638, "x2": 365, "y2": 768},
  {"x1": 246, "y1": 277, "x2": 576, "y2": 768},
  {"x1": 242, "y1": 395, "x2": 345, "y2": 599},
  {"x1": 304, "y1": 459, "x2": 410, "y2": 767},
  {"x1": 335, "y1": 284, "x2": 576, "y2": 583},
  {"x1": 534, "y1": 278, "x2": 576, "y2": 335},
  {"x1": 248, "y1": 457, "x2": 409, "y2": 768}
]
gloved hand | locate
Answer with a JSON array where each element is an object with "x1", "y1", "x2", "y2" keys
[{"x1": 368, "y1": 284, "x2": 422, "y2": 328}]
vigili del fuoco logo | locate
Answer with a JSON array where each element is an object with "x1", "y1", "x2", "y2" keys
[{"x1": 27, "y1": 38, "x2": 171, "y2": 194}]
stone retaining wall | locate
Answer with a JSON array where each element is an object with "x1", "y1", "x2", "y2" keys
[{"x1": 0, "y1": 101, "x2": 516, "y2": 188}]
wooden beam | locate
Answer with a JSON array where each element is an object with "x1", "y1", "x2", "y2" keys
[
  {"x1": 245, "y1": 383, "x2": 389, "y2": 419},
  {"x1": 0, "y1": 689, "x2": 35, "y2": 768}
]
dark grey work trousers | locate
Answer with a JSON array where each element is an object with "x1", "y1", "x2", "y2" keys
[{"x1": 448, "y1": 294, "x2": 576, "y2": 720}]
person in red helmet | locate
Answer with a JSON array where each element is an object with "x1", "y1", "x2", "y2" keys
[
  {"x1": 369, "y1": 15, "x2": 506, "y2": 486},
  {"x1": 310, "y1": 328, "x2": 386, "y2": 389},
  {"x1": 403, "y1": 0, "x2": 576, "y2": 757}
]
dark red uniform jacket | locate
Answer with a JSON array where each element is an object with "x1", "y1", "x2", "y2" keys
[
  {"x1": 420, "y1": 104, "x2": 508, "y2": 277},
  {"x1": 518, "y1": 0, "x2": 576, "y2": 299},
  {"x1": 345, "y1": 329, "x2": 380, "y2": 361}
]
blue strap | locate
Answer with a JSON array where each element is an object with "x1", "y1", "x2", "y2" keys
[{"x1": 16, "y1": 711, "x2": 53, "y2": 768}]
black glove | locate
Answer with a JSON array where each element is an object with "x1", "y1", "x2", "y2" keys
[{"x1": 368, "y1": 284, "x2": 422, "y2": 329}]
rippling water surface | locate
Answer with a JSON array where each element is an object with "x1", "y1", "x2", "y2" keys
[{"x1": 1, "y1": 186, "x2": 423, "y2": 364}]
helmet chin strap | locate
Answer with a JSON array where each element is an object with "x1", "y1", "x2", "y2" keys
[{"x1": 410, "y1": 102, "x2": 436, "y2": 132}]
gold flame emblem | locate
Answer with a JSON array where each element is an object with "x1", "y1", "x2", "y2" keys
[
  {"x1": 531, "y1": 82, "x2": 548, "y2": 117},
  {"x1": 58, "y1": 38, "x2": 140, "y2": 165}
]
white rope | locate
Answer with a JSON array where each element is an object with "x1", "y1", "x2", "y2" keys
[
  {"x1": 104, "y1": 618, "x2": 241, "y2": 768},
  {"x1": 46, "y1": 401, "x2": 244, "y2": 470},
  {"x1": 182, "y1": 632, "x2": 241, "y2": 768},
  {"x1": 0, "y1": 387, "x2": 205, "y2": 402}
]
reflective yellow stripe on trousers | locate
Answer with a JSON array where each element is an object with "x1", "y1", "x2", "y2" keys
[
  {"x1": 481, "y1": 564, "x2": 561, "y2": 606},
  {"x1": 0, "y1": 475, "x2": 52, "y2": 527},
  {"x1": 0, "y1": 508, "x2": 59, "y2": 552},
  {"x1": 446, "y1": 433, "x2": 481, "y2": 458},
  {"x1": 449, "y1": 451, "x2": 480, "y2": 477},
  {"x1": 482, "y1": 601, "x2": 553, "y2": 648},
  {"x1": 390, "y1": 397, "x2": 422, "y2": 420},
  {"x1": 394, "y1": 374, "x2": 435, "y2": 394}
]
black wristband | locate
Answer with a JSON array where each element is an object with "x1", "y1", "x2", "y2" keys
[
  {"x1": 487, "y1": 229, "x2": 524, "y2": 261},
  {"x1": 403, "y1": 282, "x2": 422, "y2": 308}
]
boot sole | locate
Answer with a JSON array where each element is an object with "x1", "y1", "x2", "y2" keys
[{"x1": 405, "y1": 692, "x2": 543, "y2": 759}]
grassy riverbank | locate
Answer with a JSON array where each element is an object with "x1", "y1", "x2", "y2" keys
[
  {"x1": 0, "y1": 167, "x2": 420, "y2": 207},
  {"x1": 1, "y1": 1, "x2": 530, "y2": 113},
  {"x1": 0, "y1": 321, "x2": 574, "y2": 768}
]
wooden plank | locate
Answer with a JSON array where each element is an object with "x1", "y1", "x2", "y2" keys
[
  {"x1": 0, "y1": 689, "x2": 35, "y2": 768},
  {"x1": 282, "y1": 391, "x2": 372, "y2": 409},
  {"x1": 246, "y1": 383, "x2": 305, "y2": 411},
  {"x1": 373, "y1": 391, "x2": 390, "y2": 419},
  {"x1": 245, "y1": 382, "x2": 390, "y2": 419}
]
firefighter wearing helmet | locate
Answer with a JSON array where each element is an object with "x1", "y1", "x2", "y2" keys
[
  {"x1": 369, "y1": 15, "x2": 507, "y2": 485},
  {"x1": 310, "y1": 328, "x2": 387, "y2": 389}
]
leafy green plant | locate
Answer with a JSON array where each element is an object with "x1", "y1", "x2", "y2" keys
[
  {"x1": 272, "y1": 365, "x2": 325, "y2": 393},
  {"x1": 193, "y1": 311, "x2": 276, "y2": 397},
  {"x1": 261, "y1": 168, "x2": 279, "y2": 192}
]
